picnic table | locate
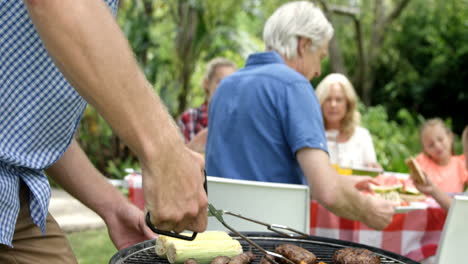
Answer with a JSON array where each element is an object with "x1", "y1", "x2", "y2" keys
[{"x1": 309, "y1": 197, "x2": 447, "y2": 262}]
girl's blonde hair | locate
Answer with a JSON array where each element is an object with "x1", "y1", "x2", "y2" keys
[
  {"x1": 315, "y1": 73, "x2": 360, "y2": 137},
  {"x1": 420, "y1": 118, "x2": 454, "y2": 154}
]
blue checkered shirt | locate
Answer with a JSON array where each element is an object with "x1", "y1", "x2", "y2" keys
[{"x1": 0, "y1": 0, "x2": 118, "y2": 247}]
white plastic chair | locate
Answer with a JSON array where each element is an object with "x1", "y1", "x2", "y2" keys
[
  {"x1": 435, "y1": 195, "x2": 468, "y2": 264},
  {"x1": 206, "y1": 176, "x2": 310, "y2": 234}
]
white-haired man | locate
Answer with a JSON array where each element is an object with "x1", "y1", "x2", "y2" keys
[{"x1": 206, "y1": 1, "x2": 394, "y2": 230}]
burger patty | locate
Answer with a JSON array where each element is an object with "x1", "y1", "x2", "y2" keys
[
  {"x1": 332, "y1": 248, "x2": 380, "y2": 264},
  {"x1": 275, "y1": 244, "x2": 317, "y2": 264}
]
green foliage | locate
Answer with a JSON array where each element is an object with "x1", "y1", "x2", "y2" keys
[
  {"x1": 68, "y1": 228, "x2": 115, "y2": 264},
  {"x1": 361, "y1": 105, "x2": 424, "y2": 172},
  {"x1": 77, "y1": 106, "x2": 139, "y2": 179},
  {"x1": 74, "y1": 0, "x2": 466, "y2": 177},
  {"x1": 373, "y1": 0, "x2": 468, "y2": 134},
  {"x1": 105, "y1": 157, "x2": 140, "y2": 180},
  {"x1": 77, "y1": 107, "x2": 113, "y2": 169}
]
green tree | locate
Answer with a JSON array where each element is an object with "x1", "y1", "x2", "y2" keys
[
  {"x1": 373, "y1": 0, "x2": 468, "y2": 134},
  {"x1": 317, "y1": 0, "x2": 412, "y2": 105}
]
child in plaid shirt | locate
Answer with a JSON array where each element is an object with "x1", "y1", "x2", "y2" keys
[{"x1": 177, "y1": 58, "x2": 236, "y2": 153}]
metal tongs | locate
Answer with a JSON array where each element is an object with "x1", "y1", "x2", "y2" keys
[{"x1": 208, "y1": 203, "x2": 307, "y2": 264}]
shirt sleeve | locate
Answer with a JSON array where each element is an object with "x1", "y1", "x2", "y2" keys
[
  {"x1": 177, "y1": 112, "x2": 191, "y2": 143},
  {"x1": 278, "y1": 81, "x2": 328, "y2": 155}
]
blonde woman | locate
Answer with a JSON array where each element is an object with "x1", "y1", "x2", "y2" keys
[{"x1": 315, "y1": 73, "x2": 380, "y2": 169}]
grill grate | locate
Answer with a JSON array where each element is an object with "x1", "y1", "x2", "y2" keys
[{"x1": 109, "y1": 233, "x2": 419, "y2": 264}]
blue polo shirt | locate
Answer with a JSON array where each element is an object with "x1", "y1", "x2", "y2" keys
[{"x1": 206, "y1": 51, "x2": 328, "y2": 184}]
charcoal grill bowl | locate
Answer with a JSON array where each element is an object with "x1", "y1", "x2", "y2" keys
[{"x1": 109, "y1": 232, "x2": 420, "y2": 264}]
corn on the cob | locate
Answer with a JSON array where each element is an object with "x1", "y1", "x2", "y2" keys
[
  {"x1": 155, "y1": 233, "x2": 189, "y2": 256},
  {"x1": 166, "y1": 239, "x2": 243, "y2": 264},
  {"x1": 155, "y1": 231, "x2": 233, "y2": 257}
]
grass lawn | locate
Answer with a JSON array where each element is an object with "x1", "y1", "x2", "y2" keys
[{"x1": 67, "y1": 228, "x2": 118, "y2": 264}]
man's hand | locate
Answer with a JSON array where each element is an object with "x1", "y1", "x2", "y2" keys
[
  {"x1": 105, "y1": 202, "x2": 156, "y2": 250},
  {"x1": 362, "y1": 195, "x2": 395, "y2": 230},
  {"x1": 143, "y1": 146, "x2": 208, "y2": 234},
  {"x1": 46, "y1": 140, "x2": 158, "y2": 249}
]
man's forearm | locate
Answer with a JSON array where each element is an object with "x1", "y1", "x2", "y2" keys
[
  {"x1": 45, "y1": 139, "x2": 125, "y2": 221},
  {"x1": 297, "y1": 149, "x2": 370, "y2": 222},
  {"x1": 25, "y1": 0, "x2": 183, "y2": 163}
]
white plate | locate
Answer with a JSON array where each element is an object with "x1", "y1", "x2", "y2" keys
[{"x1": 395, "y1": 202, "x2": 428, "y2": 213}]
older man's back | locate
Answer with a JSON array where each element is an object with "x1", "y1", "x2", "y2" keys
[{"x1": 206, "y1": 51, "x2": 327, "y2": 184}]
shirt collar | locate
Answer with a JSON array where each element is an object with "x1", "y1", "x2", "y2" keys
[{"x1": 245, "y1": 51, "x2": 285, "y2": 67}]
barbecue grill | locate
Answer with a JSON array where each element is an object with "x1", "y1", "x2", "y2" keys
[{"x1": 109, "y1": 232, "x2": 419, "y2": 264}]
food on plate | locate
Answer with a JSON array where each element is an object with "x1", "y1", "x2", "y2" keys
[
  {"x1": 399, "y1": 193, "x2": 426, "y2": 203},
  {"x1": 369, "y1": 174, "x2": 403, "y2": 204},
  {"x1": 398, "y1": 179, "x2": 426, "y2": 202},
  {"x1": 156, "y1": 231, "x2": 233, "y2": 257},
  {"x1": 369, "y1": 184, "x2": 403, "y2": 204},
  {"x1": 275, "y1": 244, "x2": 317, "y2": 264},
  {"x1": 368, "y1": 174, "x2": 426, "y2": 205},
  {"x1": 332, "y1": 248, "x2": 380, "y2": 264},
  {"x1": 405, "y1": 157, "x2": 427, "y2": 184},
  {"x1": 228, "y1": 252, "x2": 256, "y2": 264},
  {"x1": 210, "y1": 256, "x2": 231, "y2": 264}
]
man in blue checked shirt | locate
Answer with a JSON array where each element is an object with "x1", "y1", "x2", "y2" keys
[{"x1": 0, "y1": 1, "x2": 207, "y2": 262}]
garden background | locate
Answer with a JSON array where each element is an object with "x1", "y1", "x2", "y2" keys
[
  {"x1": 66, "y1": 1, "x2": 467, "y2": 262},
  {"x1": 76, "y1": 0, "x2": 467, "y2": 180}
]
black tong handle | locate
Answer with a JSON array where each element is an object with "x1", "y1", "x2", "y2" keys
[{"x1": 145, "y1": 170, "x2": 208, "y2": 241}]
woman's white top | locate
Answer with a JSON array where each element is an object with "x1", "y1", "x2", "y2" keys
[{"x1": 326, "y1": 126, "x2": 377, "y2": 168}]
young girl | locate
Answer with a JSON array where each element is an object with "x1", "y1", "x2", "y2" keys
[{"x1": 412, "y1": 119, "x2": 468, "y2": 210}]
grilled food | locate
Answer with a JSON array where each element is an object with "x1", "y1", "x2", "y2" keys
[
  {"x1": 228, "y1": 252, "x2": 256, "y2": 264},
  {"x1": 210, "y1": 256, "x2": 231, "y2": 264},
  {"x1": 332, "y1": 248, "x2": 380, "y2": 264},
  {"x1": 275, "y1": 244, "x2": 317, "y2": 264},
  {"x1": 259, "y1": 255, "x2": 275, "y2": 264},
  {"x1": 166, "y1": 239, "x2": 243, "y2": 264},
  {"x1": 185, "y1": 259, "x2": 198, "y2": 264},
  {"x1": 157, "y1": 231, "x2": 242, "y2": 264},
  {"x1": 156, "y1": 231, "x2": 233, "y2": 257}
]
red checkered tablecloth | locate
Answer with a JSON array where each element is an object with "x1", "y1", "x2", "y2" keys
[{"x1": 310, "y1": 199, "x2": 447, "y2": 262}]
